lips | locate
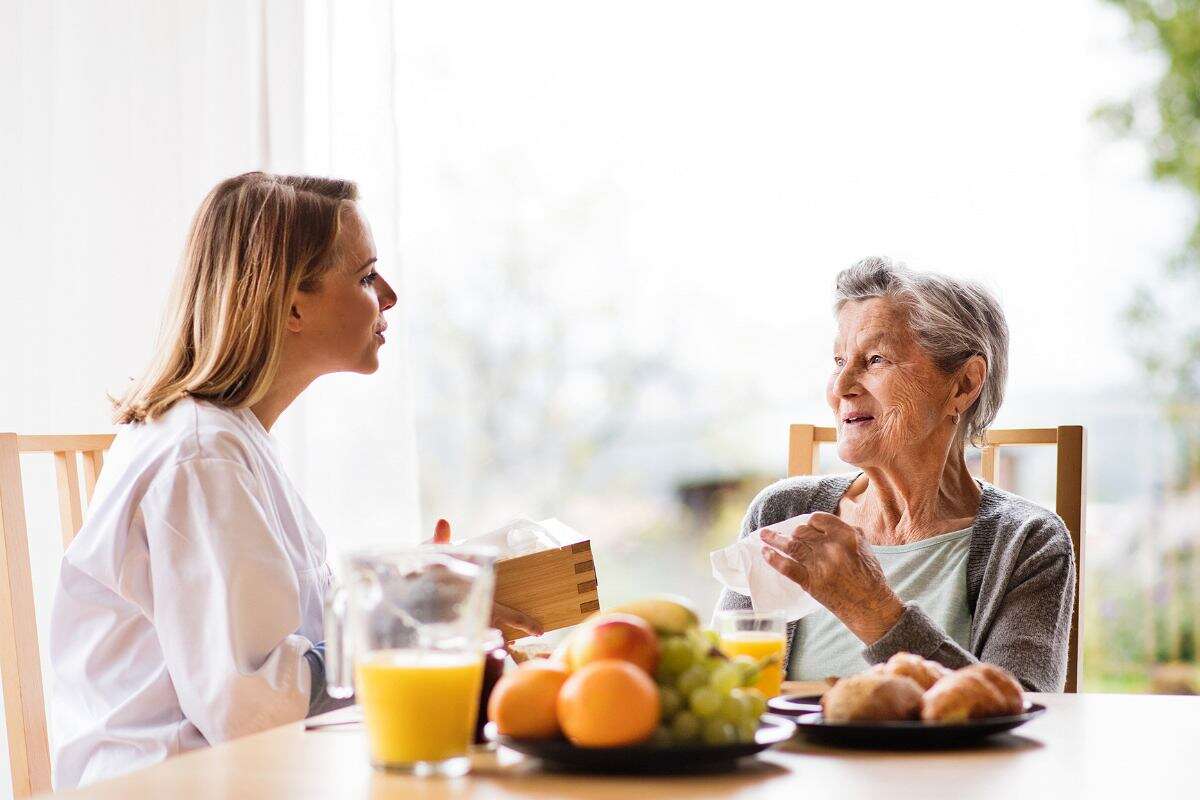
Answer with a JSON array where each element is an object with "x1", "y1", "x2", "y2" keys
[{"x1": 842, "y1": 414, "x2": 875, "y2": 425}]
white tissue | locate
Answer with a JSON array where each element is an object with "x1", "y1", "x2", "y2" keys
[
  {"x1": 710, "y1": 513, "x2": 824, "y2": 622},
  {"x1": 461, "y1": 518, "x2": 562, "y2": 558}
]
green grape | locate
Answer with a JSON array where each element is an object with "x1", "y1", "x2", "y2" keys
[
  {"x1": 701, "y1": 719, "x2": 737, "y2": 745},
  {"x1": 736, "y1": 719, "x2": 759, "y2": 743},
  {"x1": 661, "y1": 636, "x2": 695, "y2": 675},
  {"x1": 659, "y1": 686, "x2": 684, "y2": 719},
  {"x1": 702, "y1": 629, "x2": 721, "y2": 647},
  {"x1": 651, "y1": 726, "x2": 673, "y2": 748},
  {"x1": 719, "y1": 693, "x2": 751, "y2": 723},
  {"x1": 709, "y1": 662, "x2": 742, "y2": 695},
  {"x1": 671, "y1": 711, "x2": 701, "y2": 743},
  {"x1": 677, "y1": 665, "x2": 708, "y2": 695},
  {"x1": 689, "y1": 686, "x2": 721, "y2": 718},
  {"x1": 736, "y1": 687, "x2": 768, "y2": 719},
  {"x1": 731, "y1": 655, "x2": 758, "y2": 685}
]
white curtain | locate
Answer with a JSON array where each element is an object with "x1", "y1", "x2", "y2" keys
[{"x1": 0, "y1": 1, "x2": 417, "y2": 794}]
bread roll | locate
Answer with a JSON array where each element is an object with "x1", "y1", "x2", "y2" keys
[
  {"x1": 921, "y1": 663, "x2": 1025, "y2": 722},
  {"x1": 971, "y1": 663, "x2": 1024, "y2": 714},
  {"x1": 821, "y1": 672, "x2": 924, "y2": 722},
  {"x1": 872, "y1": 652, "x2": 951, "y2": 691}
]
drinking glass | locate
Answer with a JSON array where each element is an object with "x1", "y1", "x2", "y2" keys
[
  {"x1": 325, "y1": 546, "x2": 496, "y2": 777},
  {"x1": 714, "y1": 609, "x2": 787, "y2": 697}
]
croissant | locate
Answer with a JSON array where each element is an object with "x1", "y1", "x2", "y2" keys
[
  {"x1": 871, "y1": 652, "x2": 951, "y2": 691},
  {"x1": 921, "y1": 663, "x2": 1025, "y2": 722},
  {"x1": 821, "y1": 672, "x2": 924, "y2": 722}
]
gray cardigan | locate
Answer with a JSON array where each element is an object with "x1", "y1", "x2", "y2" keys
[{"x1": 715, "y1": 473, "x2": 1076, "y2": 692}]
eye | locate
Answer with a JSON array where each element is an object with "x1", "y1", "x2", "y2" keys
[
  {"x1": 868, "y1": 354, "x2": 887, "y2": 365},
  {"x1": 833, "y1": 356, "x2": 845, "y2": 368},
  {"x1": 360, "y1": 270, "x2": 379, "y2": 287}
]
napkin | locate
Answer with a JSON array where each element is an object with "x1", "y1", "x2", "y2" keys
[
  {"x1": 460, "y1": 517, "x2": 563, "y2": 559},
  {"x1": 709, "y1": 513, "x2": 824, "y2": 622}
]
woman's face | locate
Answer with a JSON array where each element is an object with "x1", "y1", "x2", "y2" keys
[
  {"x1": 826, "y1": 298, "x2": 957, "y2": 467},
  {"x1": 291, "y1": 203, "x2": 397, "y2": 376}
]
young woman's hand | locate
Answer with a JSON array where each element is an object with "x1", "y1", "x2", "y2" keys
[{"x1": 432, "y1": 519, "x2": 543, "y2": 638}]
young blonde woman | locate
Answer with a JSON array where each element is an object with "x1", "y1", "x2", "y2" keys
[{"x1": 49, "y1": 172, "x2": 539, "y2": 789}]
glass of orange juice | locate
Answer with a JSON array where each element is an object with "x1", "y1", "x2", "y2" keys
[
  {"x1": 325, "y1": 546, "x2": 496, "y2": 777},
  {"x1": 715, "y1": 609, "x2": 787, "y2": 697}
]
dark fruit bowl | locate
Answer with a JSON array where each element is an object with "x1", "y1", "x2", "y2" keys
[{"x1": 485, "y1": 714, "x2": 796, "y2": 773}]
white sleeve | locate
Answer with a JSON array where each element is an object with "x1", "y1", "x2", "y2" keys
[{"x1": 140, "y1": 457, "x2": 313, "y2": 744}]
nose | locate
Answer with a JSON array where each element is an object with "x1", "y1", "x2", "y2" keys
[
  {"x1": 376, "y1": 272, "x2": 398, "y2": 312},
  {"x1": 833, "y1": 362, "x2": 862, "y2": 398}
]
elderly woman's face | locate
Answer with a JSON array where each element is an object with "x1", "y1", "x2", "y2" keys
[{"x1": 827, "y1": 298, "x2": 956, "y2": 467}]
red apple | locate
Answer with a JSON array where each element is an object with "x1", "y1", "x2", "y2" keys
[{"x1": 567, "y1": 612, "x2": 660, "y2": 675}]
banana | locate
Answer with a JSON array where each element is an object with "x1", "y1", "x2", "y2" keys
[{"x1": 606, "y1": 595, "x2": 700, "y2": 636}]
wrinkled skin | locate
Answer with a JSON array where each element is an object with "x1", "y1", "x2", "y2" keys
[{"x1": 761, "y1": 297, "x2": 987, "y2": 645}]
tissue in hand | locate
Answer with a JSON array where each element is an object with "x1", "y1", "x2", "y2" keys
[{"x1": 710, "y1": 513, "x2": 824, "y2": 622}]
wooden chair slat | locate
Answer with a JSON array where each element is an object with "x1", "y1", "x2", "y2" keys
[
  {"x1": 54, "y1": 451, "x2": 84, "y2": 549},
  {"x1": 1054, "y1": 425, "x2": 1086, "y2": 695},
  {"x1": 0, "y1": 435, "x2": 52, "y2": 798},
  {"x1": 82, "y1": 449, "x2": 104, "y2": 503},
  {"x1": 16, "y1": 434, "x2": 115, "y2": 454},
  {"x1": 981, "y1": 445, "x2": 998, "y2": 484}
]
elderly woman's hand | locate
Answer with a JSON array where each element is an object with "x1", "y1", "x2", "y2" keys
[{"x1": 760, "y1": 512, "x2": 904, "y2": 645}]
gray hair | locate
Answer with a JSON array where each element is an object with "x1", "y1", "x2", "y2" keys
[{"x1": 833, "y1": 256, "x2": 1009, "y2": 447}]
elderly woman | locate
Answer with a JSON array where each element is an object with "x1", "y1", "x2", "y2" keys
[{"x1": 717, "y1": 257, "x2": 1075, "y2": 692}]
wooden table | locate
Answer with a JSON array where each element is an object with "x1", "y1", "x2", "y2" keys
[{"x1": 47, "y1": 693, "x2": 1200, "y2": 798}]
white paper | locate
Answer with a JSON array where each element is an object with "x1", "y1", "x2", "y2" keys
[
  {"x1": 710, "y1": 513, "x2": 823, "y2": 622},
  {"x1": 460, "y1": 517, "x2": 563, "y2": 559}
]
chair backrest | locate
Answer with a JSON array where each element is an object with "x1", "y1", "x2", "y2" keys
[
  {"x1": 0, "y1": 433, "x2": 114, "y2": 798},
  {"x1": 787, "y1": 424, "x2": 1086, "y2": 693}
]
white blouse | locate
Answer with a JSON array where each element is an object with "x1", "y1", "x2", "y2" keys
[{"x1": 50, "y1": 398, "x2": 332, "y2": 789}]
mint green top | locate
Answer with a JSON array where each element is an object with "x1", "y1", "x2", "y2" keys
[{"x1": 788, "y1": 527, "x2": 974, "y2": 681}]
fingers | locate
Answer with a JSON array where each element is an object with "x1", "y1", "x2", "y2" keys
[
  {"x1": 760, "y1": 527, "x2": 816, "y2": 562},
  {"x1": 762, "y1": 545, "x2": 808, "y2": 588},
  {"x1": 806, "y1": 512, "x2": 840, "y2": 531},
  {"x1": 493, "y1": 603, "x2": 543, "y2": 637},
  {"x1": 433, "y1": 518, "x2": 452, "y2": 544}
]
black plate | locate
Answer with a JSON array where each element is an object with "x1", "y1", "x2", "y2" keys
[
  {"x1": 769, "y1": 694, "x2": 1045, "y2": 749},
  {"x1": 485, "y1": 714, "x2": 796, "y2": 773}
]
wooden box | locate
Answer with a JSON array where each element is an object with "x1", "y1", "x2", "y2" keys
[{"x1": 492, "y1": 519, "x2": 600, "y2": 641}]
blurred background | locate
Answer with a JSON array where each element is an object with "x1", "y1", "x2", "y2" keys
[{"x1": 3, "y1": 10, "x2": 1199, "y2": 790}]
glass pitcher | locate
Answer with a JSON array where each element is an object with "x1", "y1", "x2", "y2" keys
[{"x1": 325, "y1": 546, "x2": 497, "y2": 777}]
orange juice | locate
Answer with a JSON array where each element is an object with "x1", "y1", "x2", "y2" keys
[
  {"x1": 720, "y1": 632, "x2": 786, "y2": 697},
  {"x1": 355, "y1": 649, "x2": 485, "y2": 767}
]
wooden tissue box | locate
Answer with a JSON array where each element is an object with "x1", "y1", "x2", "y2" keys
[{"x1": 492, "y1": 519, "x2": 600, "y2": 641}]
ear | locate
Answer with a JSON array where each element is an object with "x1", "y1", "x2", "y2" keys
[
  {"x1": 285, "y1": 296, "x2": 304, "y2": 334},
  {"x1": 949, "y1": 354, "x2": 987, "y2": 417}
]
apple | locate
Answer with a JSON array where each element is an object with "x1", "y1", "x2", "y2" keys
[{"x1": 567, "y1": 612, "x2": 660, "y2": 675}]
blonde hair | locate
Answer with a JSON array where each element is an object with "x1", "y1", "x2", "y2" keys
[{"x1": 113, "y1": 172, "x2": 358, "y2": 424}]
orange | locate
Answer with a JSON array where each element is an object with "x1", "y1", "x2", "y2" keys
[
  {"x1": 556, "y1": 660, "x2": 661, "y2": 747},
  {"x1": 487, "y1": 661, "x2": 569, "y2": 739}
]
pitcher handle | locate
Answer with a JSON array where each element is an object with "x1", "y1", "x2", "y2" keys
[{"x1": 324, "y1": 582, "x2": 354, "y2": 698}]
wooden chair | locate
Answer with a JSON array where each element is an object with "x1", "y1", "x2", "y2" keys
[
  {"x1": 787, "y1": 424, "x2": 1086, "y2": 693},
  {"x1": 0, "y1": 433, "x2": 114, "y2": 797}
]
